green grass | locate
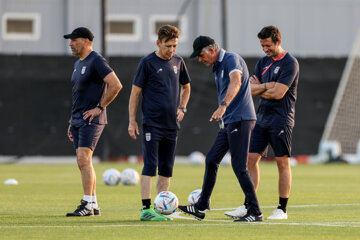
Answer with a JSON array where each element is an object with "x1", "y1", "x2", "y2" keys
[{"x1": 0, "y1": 162, "x2": 359, "y2": 240}]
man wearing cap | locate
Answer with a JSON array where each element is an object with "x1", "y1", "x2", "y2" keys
[
  {"x1": 178, "y1": 36, "x2": 262, "y2": 222},
  {"x1": 64, "y1": 27, "x2": 122, "y2": 216}
]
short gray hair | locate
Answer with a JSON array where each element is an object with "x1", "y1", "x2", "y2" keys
[{"x1": 202, "y1": 43, "x2": 219, "y2": 52}]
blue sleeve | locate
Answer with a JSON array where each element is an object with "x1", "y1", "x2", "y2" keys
[
  {"x1": 133, "y1": 58, "x2": 147, "y2": 88},
  {"x1": 277, "y1": 60, "x2": 299, "y2": 87},
  {"x1": 179, "y1": 58, "x2": 191, "y2": 85},
  {"x1": 94, "y1": 55, "x2": 113, "y2": 79},
  {"x1": 226, "y1": 55, "x2": 243, "y2": 76}
]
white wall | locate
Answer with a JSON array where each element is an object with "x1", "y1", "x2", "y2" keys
[
  {"x1": 0, "y1": 0, "x2": 360, "y2": 57},
  {"x1": 228, "y1": 0, "x2": 360, "y2": 57}
]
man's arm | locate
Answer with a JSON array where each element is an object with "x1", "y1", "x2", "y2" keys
[
  {"x1": 177, "y1": 83, "x2": 191, "y2": 122},
  {"x1": 100, "y1": 71, "x2": 123, "y2": 107},
  {"x1": 82, "y1": 71, "x2": 122, "y2": 122},
  {"x1": 210, "y1": 70, "x2": 241, "y2": 122},
  {"x1": 128, "y1": 85, "x2": 142, "y2": 140},
  {"x1": 260, "y1": 82, "x2": 289, "y2": 100},
  {"x1": 250, "y1": 75, "x2": 268, "y2": 96},
  {"x1": 249, "y1": 74, "x2": 286, "y2": 98}
]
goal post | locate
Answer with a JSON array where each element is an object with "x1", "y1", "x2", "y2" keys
[{"x1": 320, "y1": 29, "x2": 360, "y2": 155}]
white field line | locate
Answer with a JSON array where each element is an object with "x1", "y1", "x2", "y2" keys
[
  {"x1": 213, "y1": 203, "x2": 360, "y2": 211},
  {"x1": 0, "y1": 203, "x2": 359, "y2": 229},
  {"x1": 171, "y1": 212, "x2": 360, "y2": 227},
  {"x1": 0, "y1": 222, "x2": 359, "y2": 229}
]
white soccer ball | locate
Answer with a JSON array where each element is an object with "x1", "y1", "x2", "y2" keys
[
  {"x1": 188, "y1": 151, "x2": 205, "y2": 165},
  {"x1": 4, "y1": 178, "x2": 18, "y2": 185},
  {"x1": 188, "y1": 189, "x2": 202, "y2": 205},
  {"x1": 154, "y1": 191, "x2": 179, "y2": 215},
  {"x1": 102, "y1": 168, "x2": 121, "y2": 186},
  {"x1": 121, "y1": 168, "x2": 140, "y2": 186},
  {"x1": 220, "y1": 152, "x2": 231, "y2": 166},
  {"x1": 188, "y1": 189, "x2": 210, "y2": 206}
]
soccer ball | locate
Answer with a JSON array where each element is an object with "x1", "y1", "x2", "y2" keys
[
  {"x1": 102, "y1": 168, "x2": 121, "y2": 186},
  {"x1": 187, "y1": 189, "x2": 202, "y2": 205},
  {"x1": 188, "y1": 151, "x2": 205, "y2": 165},
  {"x1": 121, "y1": 168, "x2": 140, "y2": 186},
  {"x1": 154, "y1": 191, "x2": 179, "y2": 215},
  {"x1": 220, "y1": 152, "x2": 231, "y2": 166}
]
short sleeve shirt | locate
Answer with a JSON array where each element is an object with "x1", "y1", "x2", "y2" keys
[
  {"x1": 71, "y1": 51, "x2": 113, "y2": 126},
  {"x1": 254, "y1": 53, "x2": 299, "y2": 127},
  {"x1": 133, "y1": 52, "x2": 191, "y2": 129},
  {"x1": 212, "y1": 49, "x2": 256, "y2": 124}
]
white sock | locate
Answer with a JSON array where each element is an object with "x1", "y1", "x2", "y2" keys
[
  {"x1": 83, "y1": 195, "x2": 93, "y2": 209},
  {"x1": 92, "y1": 196, "x2": 99, "y2": 209}
]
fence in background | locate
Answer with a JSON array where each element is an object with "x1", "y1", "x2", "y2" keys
[{"x1": 0, "y1": 55, "x2": 346, "y2": 159}]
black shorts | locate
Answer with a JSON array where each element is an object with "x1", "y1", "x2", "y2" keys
[
  {"x1": 249, "y1": 124, "x2": 293, "y2": 157},
  {"x1": 142, "y1": 125, "x2": 178, "y2": 177},
  {"x1": 70, "y1": 123, "x2": 105, "y2": 151}
]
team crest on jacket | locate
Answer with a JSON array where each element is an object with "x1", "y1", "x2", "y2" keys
[
  {"x1": 173, "y1": 66, "x2": 177, "y2": 74},
  {"x1": 81, "y1": 66, "x2": 87, "y2": 74},
  {"x1": 145, "y1": 133, "x2": 151, "y2": 141},
  {"x1": 274, "y1": 66, "x2": 280, "y2": 74}
]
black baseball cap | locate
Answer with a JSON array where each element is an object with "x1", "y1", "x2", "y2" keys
[
  {"x1": 64, "y1": 27, "x2": 94, "y2": 41},
  {"x1": 190, "y1": 35, "x2": 215, "y2": 58}
]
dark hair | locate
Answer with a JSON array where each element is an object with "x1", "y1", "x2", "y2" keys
[
  {"x1": 257, "y1": 25, "x2": 281, "y2": 43},
  {"x1": 157, "y1": 24, "x2": 180, "y2": 42}
]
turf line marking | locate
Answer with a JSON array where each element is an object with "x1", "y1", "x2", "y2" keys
[
  {"x1": 213, "y1": 203, "x2": 360, "y2": 211},
  {"x1": 0, "y1": 222, "x2": 359, "y2": 229},
  {"x1": 0, "y1": 203, "x2": 359, "y2": 229},
  {"x1": 171, "y1": 212, "x2": 360, "y2": 228}
]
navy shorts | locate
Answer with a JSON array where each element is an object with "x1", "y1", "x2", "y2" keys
[
  {"x1": 249, "y1": 124, "x2": 293, "y2": 157},
  {"x1": 142, "y1": 125, "x2": 178, "y2": 177},
  {"x1": 70, "y1": 123, "x2": 105, "y2": 151}
]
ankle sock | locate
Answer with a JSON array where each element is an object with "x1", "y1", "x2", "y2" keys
[
  {"x1": 92, "y1": 196, "x2": 98, "y2": 209},
  {"x1": 142, "y1": 199, "x2": 151, "y2": 210},
  {"x1": 278, "y1": 197, "x2": 288, "y2": 213}
]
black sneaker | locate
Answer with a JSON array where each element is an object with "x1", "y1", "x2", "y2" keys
[
  {"x1": 66, "y1": 200, "x2": 94, "y2": 217},
  {"x1": 234, "y1": 213, "x2": 263, "y2": 222},
  {"x1": 178, "y1": 205, "x2": 206, "y2": 220},
  {"x1": 93, "y1": 208, "x2": 101, "y2": 216}
]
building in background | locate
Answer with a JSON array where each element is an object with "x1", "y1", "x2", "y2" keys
[{"x1": 1, "y1": 0, "x2": 360, "y2": 57}]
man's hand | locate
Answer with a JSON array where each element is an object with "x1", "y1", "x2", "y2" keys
[
  {"x1": 128, "y1": 121, "x2": 140, "y2": 140},
  {"x1": 250, "y1": 75, "x2": 261, "y2": 84},
  {"x1": 210, "y1": 105, "x2": 226, "y2": 122},
  {"x1": 177, "y1": 108, "x2": 185, "y2": 122},
  {"x1": 67, "y1": 124, "x2": 73, "y2": 142},
  {"x1": 83, "y1": 107, "x2": 102, "y2": 123}
]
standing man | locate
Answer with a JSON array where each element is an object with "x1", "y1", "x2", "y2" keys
[
  {"x1": 128, "y1": 24, "x2": 191, "y2": 221},
  {"x1": 225, "y1": 25, "x2": 299, "y2": 220},
  {"x1": 178, "y1": 36, "x2": 262, "y2": 222},
  {"x1": 64, "y1": 27, "x2": 122, "y2": 216}
]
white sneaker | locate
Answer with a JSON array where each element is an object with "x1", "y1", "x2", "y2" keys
[
  {"x1": 267, "y1": 209, "x2": 288, "y2": 220},
  {"x1": 224, "y1": 205, "x2": 247, "y2": 218}
]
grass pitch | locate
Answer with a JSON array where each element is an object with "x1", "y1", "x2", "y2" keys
[{"x1": 0, "y1": 162, "x2": 359, "y2": 240}]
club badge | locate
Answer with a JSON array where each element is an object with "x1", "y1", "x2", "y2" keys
[
  {"x1": 81, "y1": 66, "x2": 87, "y2": 75},
  {"x1": 145, "y1": 133, "x2": 151, "y2": 141},
  {"x1": 274, "y1": 66, "x2": 280, "y2": 74},
  {"x1": 173, "y1": 66, "x2": 177, "y2": 74}
]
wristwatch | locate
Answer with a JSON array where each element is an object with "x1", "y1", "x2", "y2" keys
[
  {"x1": 96, "y1": 103, "x2": 104, "y2": 111},
  {"x1": 220, "y1": 101, "x2": 228, "y2": 107},
  {"x1": 178, "y1": 106, "x2": 187, "y2": 113}
]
